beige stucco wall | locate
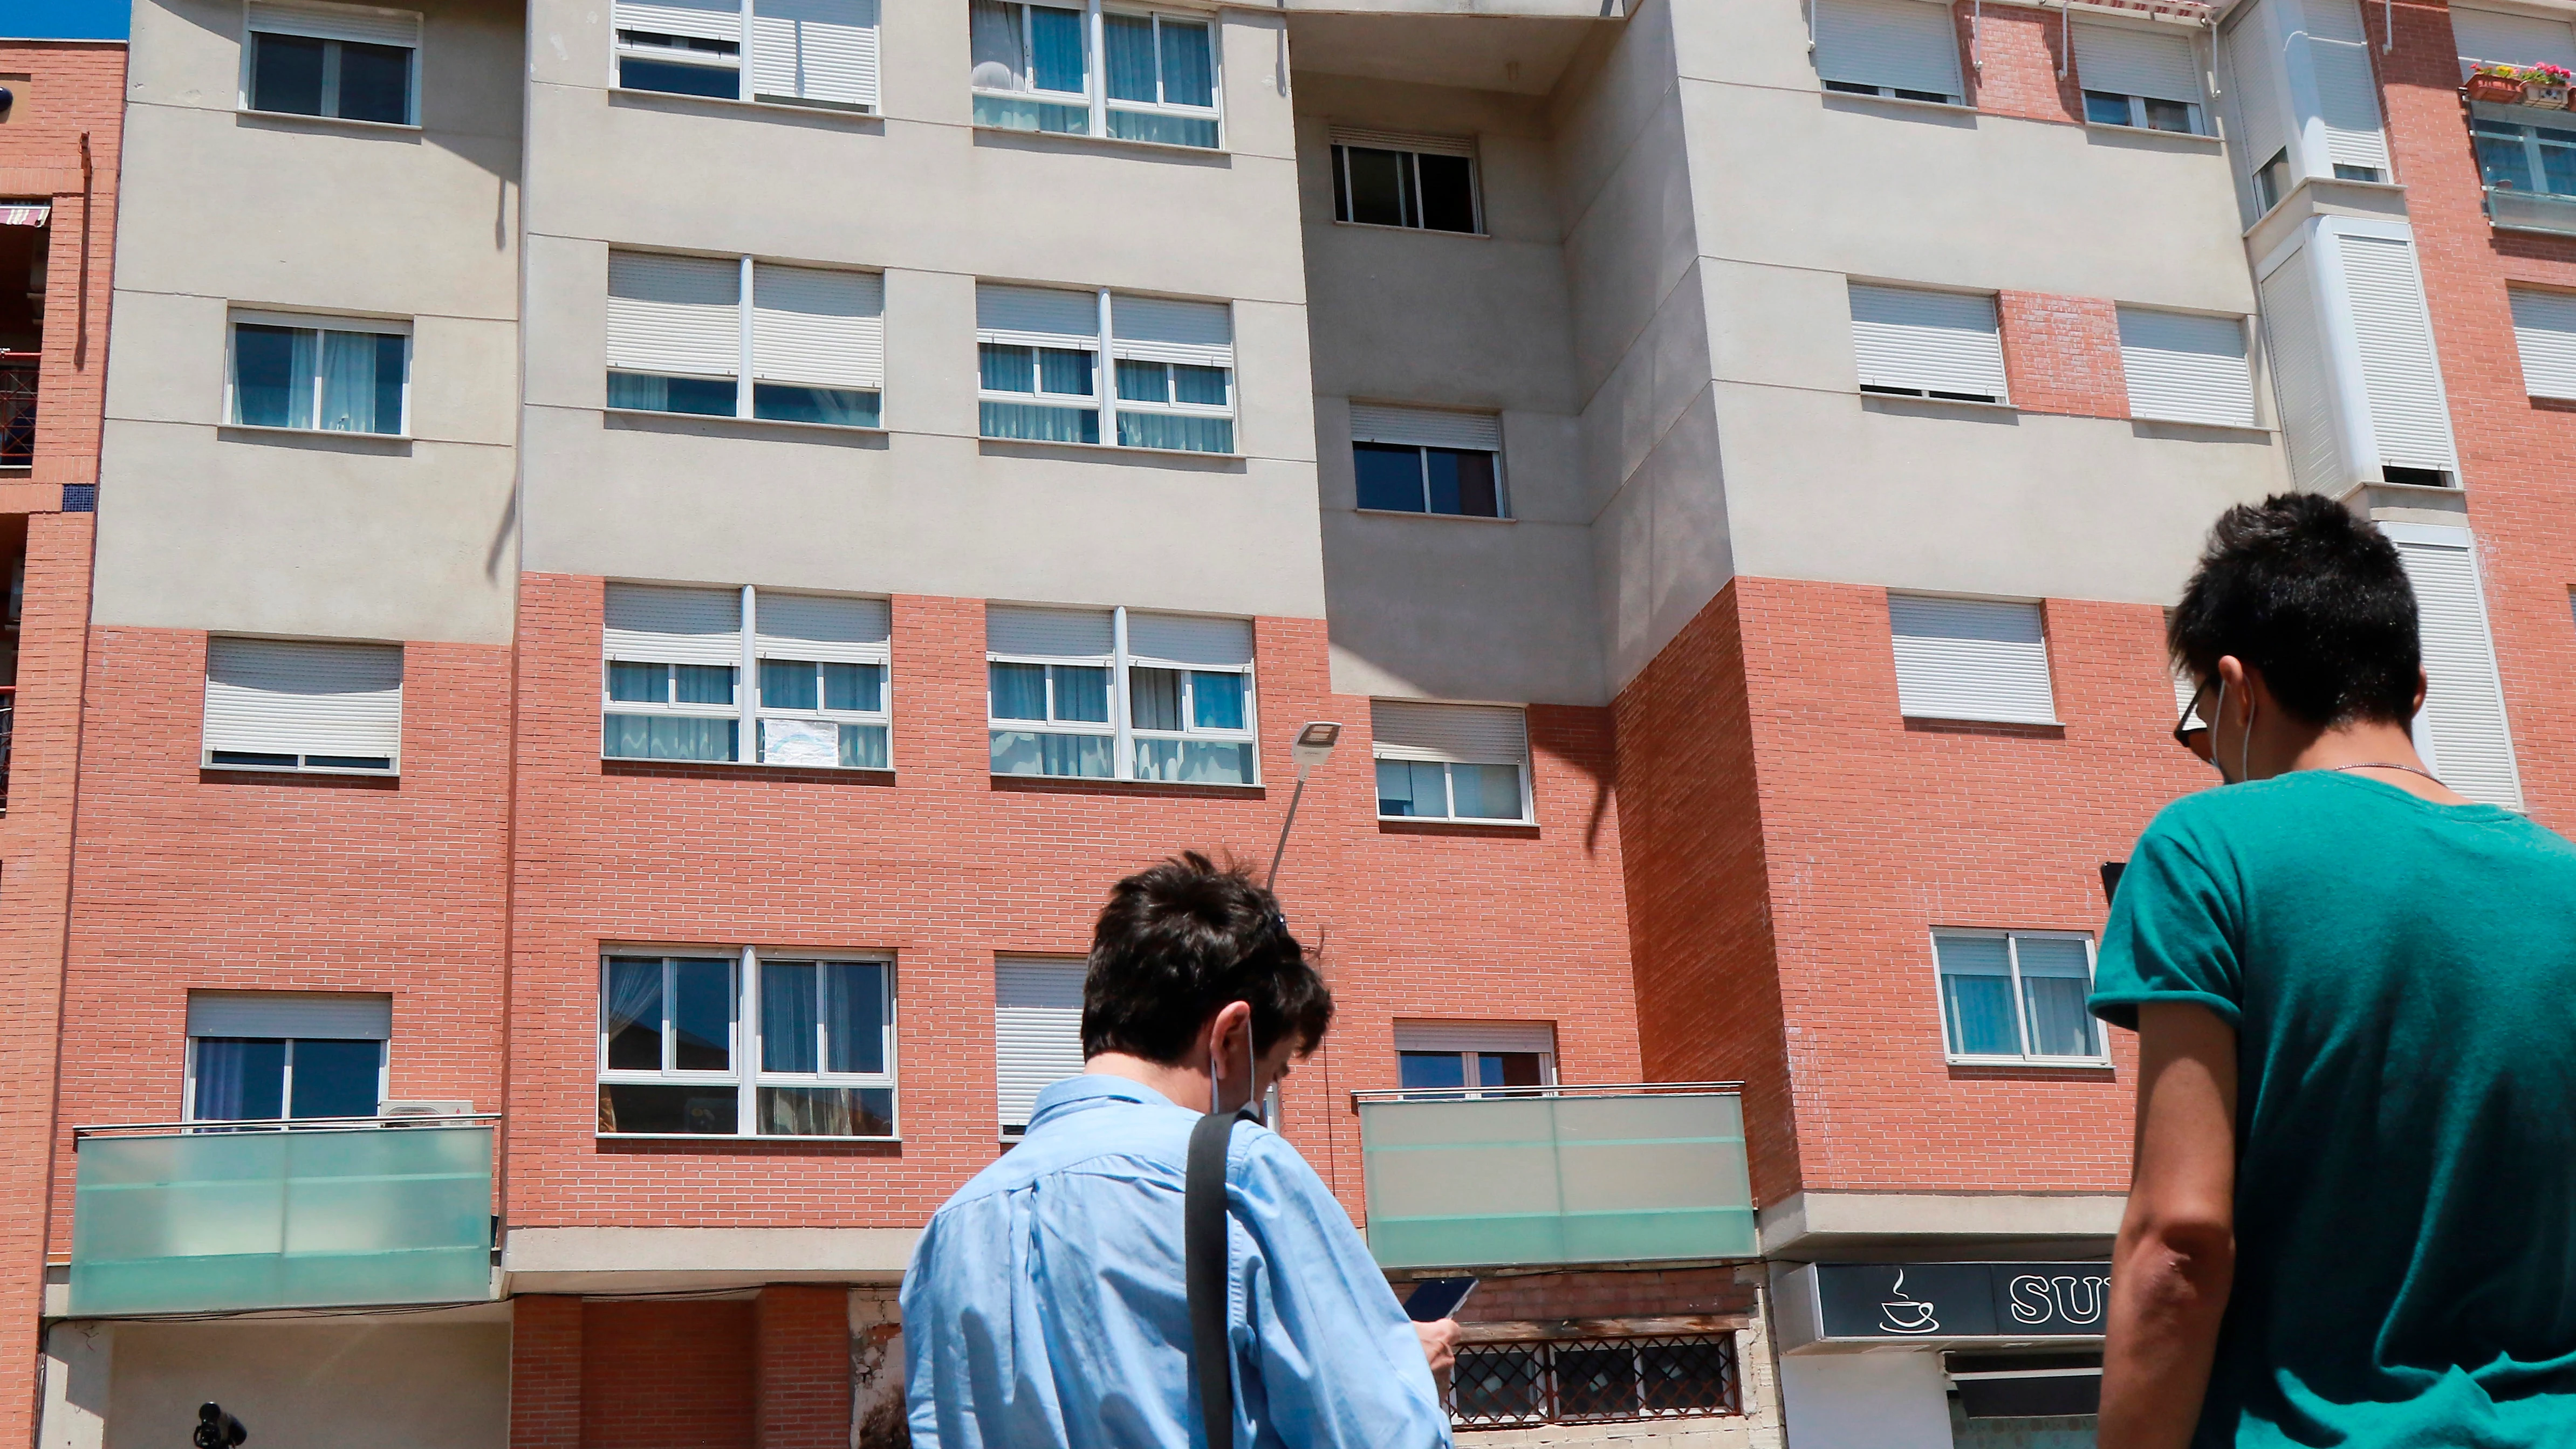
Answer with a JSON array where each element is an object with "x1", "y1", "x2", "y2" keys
[
  {"x1": 97, "y1": 0, "x2": 523, "y2": 644},
  {"x1": 99, "y1": 1316, "x2": 508, "y2": 1449}
]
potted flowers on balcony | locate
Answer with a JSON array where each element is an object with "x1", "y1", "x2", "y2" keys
[
  {"x1": 2523, "y1": 64, "x2": 2574, "y2": 109},
  {"x1": 2468, "y1": 64, "x2": 2525, "y2": 104}
]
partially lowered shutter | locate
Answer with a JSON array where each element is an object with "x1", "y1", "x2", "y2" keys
[
  {"x1": 2224, "y1": 4, "x2": 2290, "y2": 186},
  {"x1": 750, "y1": 0, "x2": 878, "y2": 107},
  {"x1": 1349, "y1": 403, "x2": 1502, "y2": 452},
  {"x1": 2074, "y1": 22, "x2": 2201, "y2": 102},
  {"x1": 2450, "y1": 6, "x2": 2576, "y2": 73},
  {"x1": 246, "y1": 0, "x2": 420, "y2": 46},
  {"x1": 1813, "y1": 0, "x2": 1964, "y2": 99},
  {"x1": 607, "y1": 252, "x2": 741, "y2": 378},
  {"x1": 1393, "y1": 1021, "x2": 1556, "y2": 1055},
  {"x1": 986, "y1": 604, "x2": 1114, "y2": 660},
  {"x1": 1126, "y1": 613, "x2": 1252, "y2": 668},
  {"x1": 2338, "y1": 233, "x2": 2457, "y2": 472},
  {"x1": 755, "y1": 591, "x2": 889, "y2": 663},
  {"x1": 752, "y1": 264, "x2": 883, "y2": 390},
  {"x1": 2301, "y1": 0, "x2": 2390, "y2": 175},
  {"x1": 2257, "y1": 238, "x2": 2348, "y2": 489},
  {"x1": 189, "y1": 992, "x2": 392, "y2": 1040},
  {"x1": 612, "y1": 0, "x2": 741, "y2": 42},
  {"x1": 2388, "y1": 526, "x2": 2522, "y2": 809},
  {"x1": 2509, "y1": 287, "x2": 2576, "y2": 399},
  {"x1": 204, "y1": 639, "x2": 404, "y2": 764},
  {"x1": 604, "y1": 583, "x2": 743, "y2": 665},
  {"x1": 1848, "y1": 284, "x2": 2008, "y2": 400},
  {"x1": 976, "y1": 284, "x2": 1099, "y2": 350},
  {"x1": 995, "y1": 959, "x2": 1087, "y2": 1131},
  {"x1": 1887, "y1": 596, "x2": 2057, "y2": 724},
  {"x1": 1327, "y1": 126, "x2": 1474, "y2": 157},
  {"x1": 1370, "y1": 700, "x2": 1528, "y2": 765},
  {"x1": 1109, "y1": 295, "x2": 1232, "y2": 368},
  {"x1": 2118, "y1": 307, "x2": 2256, "y2": 427}
]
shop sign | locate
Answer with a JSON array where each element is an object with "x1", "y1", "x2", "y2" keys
[{"x1": 1812, "y1": 1261, "x2": 2112, "y2": 1340}]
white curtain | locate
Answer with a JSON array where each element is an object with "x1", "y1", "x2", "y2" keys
[
  {"x1": 969, "y1": 0, "x2": 1023, "y2": 88},
  {"x1": 317, "y1": 330, "x2": 379, "y2": 433}
]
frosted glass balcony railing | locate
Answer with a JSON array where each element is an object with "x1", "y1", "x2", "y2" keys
[
  {"x1": 1355, "y1": 1084, "x2": 1756, "y2": 1272},
  {"x1": 70, "y1": 1116, "x2": 497, "y2": 1315},
  {"x1": 2488, "y1": 187, "x2": 2576, "y2": 236}
]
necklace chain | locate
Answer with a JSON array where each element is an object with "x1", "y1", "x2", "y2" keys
[{"x1": 2329, "y1": 762, "x2": 2445, "y2": 785}]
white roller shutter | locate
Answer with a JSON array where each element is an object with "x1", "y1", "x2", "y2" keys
[
  {"x1": 2225, "y1": 3, "x2": 2291, "y2": 187},
  {"x1": 607, "y1": 252, "x2": 741, "y2": 378},
  {"x1": 1126, "y1": 613, "x2": 1253, "y2": 668},
  {"x1": 2509, "y1": 287, "x2": 2576, "y2": 399},
  {"x1": 995, "y1": 960, "x2": 1088, "y2": 1131},
  {"x1": 976, "y1": 284, "x2": 1100, "y2": 350},
  {"x1": 2451, "y1": 6, "x2": 2576, "y2": 72},
  {"x1": 1109, "y1": 295, "x2": 1232, "y2": 368},
  {"x1": 1813, "y1": 0, "x2": 1964, "y2": 98},
  {"x1": 1887, "y1": 596, "x2": 2058, "y2": 724},
  {"x1": 1848, "y1": 284, "x2": 2008, "y2": 400},
  {"x1": 1393, "y1": 1020, "x2": 1556, "y2": 1055},
  {"x1": 1349, "y1": 403, "x2": 1502, "y2": 452},
  {"x1": 2338, "y1": 233, "x2": 2457, "y2": 472},
  {"x1": 2301, "y1": 0, "x2": 2390, "y2": 175},
  {"x1": 752, "y1": 264, "x2": 883, "y2": 390},
  {"x1": 246, "y1": 0, "x2": 419, "y2": 46},
  {"x1": 612, "y1": 0, "x2": 742, "y2": 42},
  {"x1": 755, "y1": 591, "x2": 889, "y2": 663},
  {"x1": 2074, "y1": 22, "x2": 2201, "y2": 102},
  {"x1": 986, "y1": 605, "x2": 1115, "y2": 660},
  {"x1": 2388, "y1": 526, "x2": 2522, "y2": 809},
  {"x1": 1327, "y1": 126, "x2": 1475, "y2": 156},
  {"x1": 750, "y1": 0, "x2": 878, "y2": 107},
  {"x1": 604, "y1": 583, "x2": 744, "y2": 665},
  {"x1": 2258, "y1": 239, "x2": 2347, "y2": 489},
  {"x1": 1370, "y1": 700, "x2": 1528, "y2": 765},
  {"x1": 203, "y1": 639, "x2": 404, "y2": 764},
  {"x1": 189, "y1": 992, "x2": 392, "y2": 1040},
  {"x1": 2119, "y1": 308, "x2": 2256, "y2": 427}
]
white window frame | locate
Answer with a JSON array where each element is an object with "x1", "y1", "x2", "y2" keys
[
  {"x1": 612, "y1": 0, "x2": 880, "y2": 112},
  {"x1": 1327, "y1": 129, "x2": 1485, "y2": 236},
  {"x1": 985, "y1": 605, "x2": 1260, "y2": 785},
  {"x1": 1369, "y1": 701, "x2": 1533, "y2": 824},
  {"x1": 238, "y1": 0, "x2": 423, "y2": 126},
  {"x1": 2083, "y1": 90, "x2": 2206, "y2": 134},
  {"x1": 1125, "y1": 660, "x2": 1258, "y2": 782},
  {"x1": 1392, "y1": 1022, "x2": 1558, "y2": 1099},
  {"x1": 977, "y1": 286, "x2": 1237, "y2": 455},
  {"x1": 1930, "y1": 929, "x2": 2107, "y2": 1067},
  {"x1": 605, "y1": 253, "x2": 885, "y2": 430},
  {"x1": 223, "y1": 310, "x2": 413, "y2": 437},
  {"x1": 202, "y1": 636, "x2": 405, "y2": 775},
  {"x1": 970, "y1": 0, "x2": 1223, "y2": 148},
  {"x1": 1349, "y1": 403, "x2": 1508, "y2": 518},
  {"x1": 182, "y1": 1036, "x2": 392, "y2": 1123},
  {"x1": 601, "y1": 583, "x2": 894, "y2": 771},
  {"x1": 597, "y1": 947, "x2": 899, "y2": 1140}
]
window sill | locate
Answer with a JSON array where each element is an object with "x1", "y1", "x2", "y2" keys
[
  {"x1": 600, "y1": 756, "x2": 897, "y2": 782},
  {"x1": 1353, "y1": 506, "x2": 1515, "y2": 524},
  {"x1": 1859, "y1": 390, "x2": 2013, "y2": 411},
  {"x1": 1945, "y1": 1055, "x2": 2112, "y2": 1070},
  {"x1": 2129, "y1": 414, "x2": 2270, "y2": 437},
  {"x1": 608, "y1": 86, "x2": 881, "y2": 125},
  {"x1": 220, "y1": 422, "x2": 412, "y2": 442},
  {"x1": 2080, "y1": 121, "x2": 2221, "y2": 146},
  {"x1": 1329, "y1": 219, "x2": 1490, "y2": 241},
  {"x1": 236, "y1": 107, "x2": 422, "y2": 134},
  {"x1": 969, "y1": 121, "x2": 1228, "y2": 160},
  {"x1": 991, "y1": 773, "x2": 1265, "y2": 796},
  {"x1": 1818, "y1": 89, "x2": 1976, "y2": 117},
  {"x1": 595, "y1": 1132, "x2": 902, "y2": 1144},
  {"x1": 202, "y1": 763, "x2": 401, "y2": 782},
  {"x1": 976, "y1": 434, "x2": 1243, "y2": 462},
  {"x1": 1376, "y1": 815, "x2": 1539, "y2": 837},
  {"x1": 602, "y1": 406, "x2": 887, "y2": 439}
]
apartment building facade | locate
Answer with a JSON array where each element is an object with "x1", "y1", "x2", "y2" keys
[{"x1": 21, "y1": 0, "x2": 2575, "y2": 1445}]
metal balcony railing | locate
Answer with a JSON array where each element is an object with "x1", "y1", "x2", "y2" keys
[
  {"x1": 0, "y1": 354, "x2": 32, "y2": 470},
  {"x1": 69, "y1": 1114, "x2": 498, "y2": 1316},
  {"x1": 0, "y1": 686, "x2": 16, "y2": 814},
  {"x1": 1352, "y1": 1082, "x2": 1757, "y2": 1272}
]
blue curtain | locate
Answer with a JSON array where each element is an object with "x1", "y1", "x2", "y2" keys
[
  {"x1": 1116, "y1": 359, "x2": 1167, "y2": 403},
  {"x1": 1190, "y1": 672, "x2": 1245, "y2": 730},
  {"x1": 989, "y1": 662, "x2": 1047, "y2": 720},
  {"x1": 824, "y1": 963, "x2": 885, "y2": 1074},
  {"x1": 823, "y1": 663, "x2": 884, "y2": 712},
  {"x1": 232, "y1": 325, "x2": 313, "y2": 428},
  {"x1": 1038, "y1": 347, "x2": 1094, "y2": 396},
  {"x1": 602, "y1": 715, "x2": 737, "y2": 762},
  {"x1": 1157, "y1": 19, "x2": 1212, "y2": 106},
  {"x1": 763, "y1": 962, "x2": 819, "y2": 1073},
  {"x1": 763, "y1": 660, "x2": 820, "y2": 711},
  {"x1": 1029, "y1": 4, "x2": 1084, "y2": 92},
  {"x1": 1052, "y1": 664, "x2": 1110, "y2": 722},
  {"x1": 1938, "y1": 936, "x2": 2020, "y2": 1055},
  {"x1": 981, "y1": 401, "x2": 1098, "y2": 444},
  {"x1": 1116, "y1": 413, "x2": 1232, "y2": 454},
  {"x1": 1103, "y1": 12, "x2": 1156, "y2": 101}
]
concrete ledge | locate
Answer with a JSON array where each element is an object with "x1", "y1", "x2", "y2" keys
[
  {"x1": 1760, "y1": 1191, "x2": 2126, "y2": 1259},
  {"x1": 1282, "y1": 0, "x2": 1621, "y2": 15},
  {"x1": 501, "y1": 1226, "x2": 918, "y2": 1292}
]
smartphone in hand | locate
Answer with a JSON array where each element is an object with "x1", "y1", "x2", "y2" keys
[{"x1": 1404, "y1": 1276, "x2": 1478, "y2": 1322}]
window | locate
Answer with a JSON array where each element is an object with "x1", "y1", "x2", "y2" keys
[
  {"x1": 2254, "y1": 147, "x2": 2292, "y2": 211},
  {"x1": 2474, "y1": 115, "x2": 2576, "y2": 201},
  {"x1": 1450, "y1": 1335, "x2": 1740, "y2": 1428},
  {"x1": 2116, "y1": 307, "x2": 2256, "y2": 427},
  {"x1": 1811, "y1": 0, "x2": 1964, "y2": 104},
  {"x1": 1351, "y1": 404, "x2": 1504, "y2": 517},
  {"x1": 986, "y1": 604, "x2": 1259, "y2": 784},
  {"x1": 1328, "y1": 128, "x2": 1479, "y2": 234},
  {"x1": 2073, "y1": 22, "x2": 2204, "y2": 133},
  {"x1": 1887, "y1": 595, "x2": 2057, "y2": 725},
  {"x1": 969, "y1": 0, "x2": 1219, "y2": 147},
  {"x1": 995, "y1": 958, "x2": 1086, "y2": 1135},
  {"x1": 613, "y1": 0, "x2": 880, "y2": 109},
  {"x1": 976, "y1": 284, "x2": 1236, "y2": 453},
  {"x1": 1371, "y1": 699, "x2": 1531, "y2": 822},
  {"x1": 1847, "y1": 284, "x2": 2008, "y2": 403},
  {"x1": 242, "y1": 0, "x2": 419, "y2": 125},
  {"x1": 602, "y1": 582, "x2": 892, "y2": 768},
  {"x1": 227, "y1": 312, "x2": 409, "y2": 435},
  {"x1": 1935, "y1": 931, "x2": 2101, "y2": 1062},
  {"x1": 606, "y1": 252, "x2": 885, "y2": 428},
  {"x1": 203, "y1": 638, "x2": 402, "y2": 773},
  {"x1": 2386, "y1": 523, "x2": 2523, "y2": 809},
  {"x1": 1394, "y1": 1021, "x2": 1555, "y2": 1096},
  {"x1": 2509, "y1": 287, "x2": 2576, "y2": 399},
  {"x1": 185, "y1": 992, "x2": 391, "y2": 1123},
  {"x1": 598, "y1": 949, "x2": 896, "y2": 1137}
]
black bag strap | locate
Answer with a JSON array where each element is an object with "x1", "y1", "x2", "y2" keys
[{"x1": 1187, "y1": 1105, "x2": 1257, "y2": 1449}]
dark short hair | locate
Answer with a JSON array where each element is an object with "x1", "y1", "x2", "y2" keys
[
  {"x1": 2169, "y1": 492, "x2": 2420, "y2": 727},
  {"x1": 1081, "y1": 851, "x2": 1334, "y2": 1063}
]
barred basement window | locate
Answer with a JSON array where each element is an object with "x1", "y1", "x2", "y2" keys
[{"x1": 1450, "y1": 1335, "x2": 1741, "y2": 1429}]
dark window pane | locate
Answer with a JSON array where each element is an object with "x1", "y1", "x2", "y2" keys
[
  {"x1": 1453, "y1": 1346, "x2": 1547, "y2": 1425},
  {"x1": 990, "y1": 661, "x2": 1047, "y2": 720},
  {"x1": 1116, "y1": 359, "x2": 1168, "y2": 403},
  {"x1": 1555, "y1": 1345, "x2": 1638, "y2": 1420},
  {"x1": 761, "y1": 960, "x2": 819, "y2": 1072},
  {"x1": 824, "y1": 962, "x2": 886, "y2": 1074},
  {"x1": 762, "y1": 659, "x2": 819, "y2": 710},
  {"x1": 1343, "y1": 146, "x2": 1412, "y2": 227},
  {"x1": 1399, "y1": 1051, "x2": 1466, "y2": 1090},
  {"x1": 2082, "y1": 90, "x2": 2132, "y2": 126},
  {"x1": 608, "y1": 372, "x2": 737, "y2": 416},
  {"x1": 1477, "y1": 1051, "x2": 1546, "y2": 1088},
  {"x1": 233, "y1": 325, "x2": 304, "y2": 428},
  {"x1": 337, "y1": 41, "x2": 412, "y2": 122},
  {"x1": 981, "y1": 342, "x2": 1036, "y2": 393},
  {"x1": 599, "y1": 1082, "x2": 738, "y2": 1135},
  {"x1": 1417, "y1": 153, "x2": 1477, "y2": 232},
  {"x1": 1427, "y1": 448, "x2": 1469, "y2": 515},
  {"x1": 619, "y1": 56, "x2": 740, "y2": 98},
  {"x1": 251, "y1": 32, "x2": 327, "y2": 115},
  {"x1": 2143, "y1": 96, "x2": 2193, "y2": 133},
  {"x1": 1052, "y1": 664, "x2": 1111, "y2": 723},
  {"x1": 290, "y1": 1039, "x2": 382, "y2": 1118},
  {"x1": 672, "y1": 958, "x2": 733, "y2": 1070},
  {"x1": 210, "y1": 751, "x2": 300, "y2": 769},
  {"x1": 604, "y1": 958, "x2": 664, "y2": 1069},
  {"x1": 823, "y1": 662, "x2": 883, "y2": 712},
  {"x1": 1822, "y1": 79, "x2": 1876, "y2": 94},
  {"x1": 1038, "y1": 347, "x2": 1094, "y2": 396},
  {"x1": 2478, "y1": 133, "x2": 2532, "y2": 190},
  {"x1": 758, "y1": 1085, "x2": 893, "y2": 1136},
  {"x1": 607, "y1": 661, "x2": 662, "y2": 704},
  {"x1": 1376, "y1": 758, "x2": 1445, "y2": 817},
  {"x1": 1331, "y1": 144, "x2": 1351, "y2": 221},
  {"x1": 1355, "y1": 442, "x2": 1426, "y2": 511},
  {"x1": 1455, "y1": 449, "x2": 1501, "y2": 517},
  {"x1": 1129, "y1": 666, "x2": 1183, "y2": 730},
  {"x1": 1638, "y1": 1340, "x2": 1736, "y2": 1414},
  {"x1": 194, "y1": 1038, "x2": 287, "y2": 1121},
  {"x1": 752, "y1": 383, "x2": 879, "y2": 427},
  {"x1": 304, "y1": 755, "x2": 392, "y2": 771},
  {"x1": 370, "y1": 333, "x2": 407, "y2": 433}
]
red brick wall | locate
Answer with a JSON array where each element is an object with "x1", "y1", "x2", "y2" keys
[
  {"x1": 1446, "y1": 1267, "x2": 1758, "y2": 1324},
  {"x1": 505, "y1": 575, "x2": 1638, "y2": 1232},
  {"x1": 1956, "y1": 2, "x2": 2084, "y2": 123},
  {"x1": 0, "y1": 42, "x2": 124, "y2": 487},
  {"x1": 1999, "y1": 291, "x2": 2130, "y2": 420},
  {"x1": 581, "y1": 1299, "x2": 755, "y2": 1449},
  {"x1": 755, "y1": 1287, "x2": 851, "y2": 1449},
  {"x1": 511, "y1": 1296, "x2": 585, "y2": 1449}
]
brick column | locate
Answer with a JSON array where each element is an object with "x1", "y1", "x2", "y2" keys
[
  {"x1": 510, "y1": 1295, "x2": 584, "y2": 1449},
  {"x1": 755, "y1": 1287, "x2": 852, "y2": 1449}
]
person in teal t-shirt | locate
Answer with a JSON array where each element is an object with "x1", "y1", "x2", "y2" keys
[{"x1": 2092, "y1": 494, "x2": 2576, "y2": 1449}]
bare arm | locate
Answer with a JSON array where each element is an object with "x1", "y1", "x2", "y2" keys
[{"x1": 2099, "y1": 1001, "x2": 2239, "y2": 1449}]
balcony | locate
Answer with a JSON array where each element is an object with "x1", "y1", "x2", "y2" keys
[
  {"x1": 2486, "y1": 186, "x2": 2576, "y2": 236},
  {"x1": 1, "y1": 352, "x2": 30, "y2": 471},
  {"x1": 70, "y1": 1115, "x2": 497, "y2": 1316},
  {"x1": 1354, "y1": 1083, "x2": 1757, "y2": 1272}
]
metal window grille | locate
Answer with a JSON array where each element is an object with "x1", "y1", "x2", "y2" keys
[
  {"x1": 0, "y1": 359, "x2": 35, "y2": 469},
  {"x1": 1449, "y1": 1334, "x2": 1742, "y2": 1428}
]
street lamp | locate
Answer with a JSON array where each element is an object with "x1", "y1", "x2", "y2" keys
[{"x1": 1264, "y1": 722, "x2": 1341, "y2": 889}]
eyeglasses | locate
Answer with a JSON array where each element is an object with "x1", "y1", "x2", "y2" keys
[{"x1": 2174, "y1": 682, "x2": 2214, "y2": 763}]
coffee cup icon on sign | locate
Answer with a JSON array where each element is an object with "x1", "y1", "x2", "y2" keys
[{"x1": 1878, "y1": 1270, "x2": 1941, "y2": 1335}]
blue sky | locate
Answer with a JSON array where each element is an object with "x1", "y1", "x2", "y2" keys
[{"x1": 10, "y1": 0, "x2": 128, "y2": 40}]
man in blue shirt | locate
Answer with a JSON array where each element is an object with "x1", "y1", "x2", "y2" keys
[{"x1": 903, "y1": 851, "x2": 1458, "y2": 1448}]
